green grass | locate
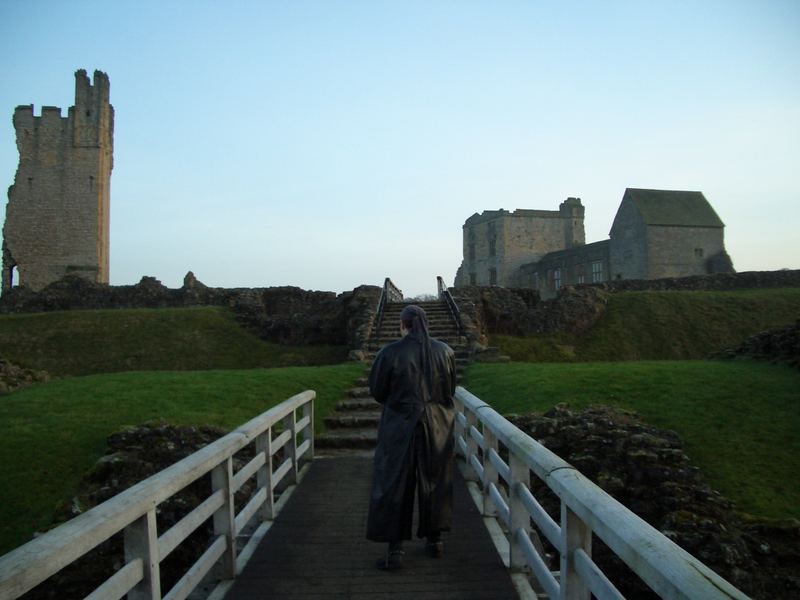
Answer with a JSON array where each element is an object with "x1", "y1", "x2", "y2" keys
[
  {"x1": 463, "y1": 360, "x2": 800, "y2": 522},
  {"x1": 0, "y1": 306, "x2": 348, "y2": 375},
  {"x1": 493, "y1": 287, "x2": 800, "y2": 362},
  {"x1": 0, "y1": 363, "x2": 363, "y2": 554}
]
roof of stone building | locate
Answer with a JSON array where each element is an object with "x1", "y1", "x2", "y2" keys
[{"x1": 624, "y1": 188, "x2": 725, "y2": 227}]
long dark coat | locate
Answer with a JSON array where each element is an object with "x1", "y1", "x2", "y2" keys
[{"x1": 366, "y1": 334, "x2": 456, "y2": 542}]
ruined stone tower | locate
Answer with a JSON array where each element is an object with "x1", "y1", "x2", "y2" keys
[{"x1": 2, "y1": 69, "x2": 114, "y2": 293}]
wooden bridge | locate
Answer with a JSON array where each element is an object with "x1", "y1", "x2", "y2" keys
[{"x1": 0, "y1": 279, "x2": 752, "y2": 600}]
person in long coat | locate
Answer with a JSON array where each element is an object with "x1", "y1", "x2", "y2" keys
[{"x1": 366, "y1": 304, "x2": 457, "y2": 570}]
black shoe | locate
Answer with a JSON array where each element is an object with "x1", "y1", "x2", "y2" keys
[
  {"x1": 425, "y1": 540, "x2": 444, "y2": 558},
  {"x1": 376, "y1": 549, "x2": 405, "y2": 571}
]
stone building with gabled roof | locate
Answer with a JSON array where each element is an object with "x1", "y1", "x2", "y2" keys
[
  {"x1": 607, "y1": 188, "x2": 731, "y2": 282},
  {"x1": 454, "y1": 188, "x2": 734, "y2": 297}
]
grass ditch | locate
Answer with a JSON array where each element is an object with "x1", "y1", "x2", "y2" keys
[
  {"x1": 463, "y1": 360, "x2": 800, "y2": 522},
  {"x1": 493, "y1": 287, "x2": 800, "y2": 362},
  {"x1": 0, "y1": 306, "x2": 347, "y2": 375},
  {"x1": 0, "y1": 363, "x2": 363, "y2": 554}
]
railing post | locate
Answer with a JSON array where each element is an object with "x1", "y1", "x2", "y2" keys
[
  {"x1": 454, "y1": 398, "x2": 465, "y2": 458},
  {"x1": 302, "y1": 397, "x2": 314, "y2": 463},
  {"x1": 256, "y1": 428, "x2": 274, "y2": 521},
  {"x1": 124, "y1": 509, "x2": 161, "y2": 600},
  {"x1": 284, "y1": 412, "x2": 299, "y2": 485},
  {"x1": 560, "y1": 504, "x2": 591, "y2": 600},
  {"x1": 509, "y1": 453, "x2": 531, "y2": 573},
  {"x1": 211, "y1": 457, "x2": 237, "y2": 580},
  {"x1": 464, "y1": 409, "x2": 480, "y2": 482},
  {"x1": 482, "y1": 426, "x2": 499, "y2": 518}
]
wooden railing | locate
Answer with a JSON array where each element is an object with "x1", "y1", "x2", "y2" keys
[
  {"x1": 454, "y1": 387, "x2": 750, "y2": 600},
  {"x1": 0, "y1": 390, "x2": 315, "y2": 600},
  {"x1": 437, "y1": 275, "x2": 464, "y2": 337}
]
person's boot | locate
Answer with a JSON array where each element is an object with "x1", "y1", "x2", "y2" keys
[
  {"x1": 376, "y1": 541, "x2": 404, "y2": 570},
  {"x1": 426, "y1": 533, "x2": 444, "y2": 558}
]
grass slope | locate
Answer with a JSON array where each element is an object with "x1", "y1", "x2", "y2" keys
[
  {"x1": 0, "y1": 307, "x2": 347, "y2": 375},
  {"x1": 494, "y1": 287, "x2": 800, "y2": 362},
  {"x1": 0, "y1": 363, "x2": 363, "y2": 554},
  {"x1": 463, "y1": 360, "x2": 800, "y2": 522}
]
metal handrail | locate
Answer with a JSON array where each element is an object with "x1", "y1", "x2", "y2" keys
[
  {"x1": 375, "y1": 277, "x2": 403, "y2": 335},
  {"x1": 437, "y1": 275, "x2": 464, "y2": 337},
  {"x1": 384, "y1": 277, "x2": 403, "y2": 303},
  {"x1": 0, "y1": 391, "x2": 316, "y2": 600},
  {"x1": 454, "y1": 387, "x2": 750, "y2": 600}
]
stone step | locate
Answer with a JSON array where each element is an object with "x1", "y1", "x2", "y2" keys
[
  {"x1": 316, "y1": 428, "x2": 378, "y2": 449},
  {"x1": 363, "y1": 352, "x2": 470, "y2": 364},
  {"x1": 324, "y1": 412, "x2": 381, "y2": 429},
  {"x1": 375, "y1": 321, "x2": 452, "y2": 329},
  {"x1": 382, "y1": 302, "x2": 448, "y2": 309},
  {"x1": 336, "y1": 397, "x2": 380, "y2": 411},
  {"x1": 377, "y1": 314, "x2": 454, "y2": 322},
  {"x1": 347, "y1": 386, "x2": 372, "y2": 399},
  {"x1": 371, "y1": 332, "x2": 463, "y2": 339},
  {"x1": 373, "y1": 330, "x2": 458, "y2": 339},
  {"x1": 373, "y1": 326, "x2": 457, "y2": 333},
  {"x1": 370, "y1": 339, "x2": 463, "y2": 347},
  {"x1": 378, "y1": 313, "x2": 451, "y2": 321},
  {"x1": 383, "y1": 302, "x2": 448, "y2": 308}
]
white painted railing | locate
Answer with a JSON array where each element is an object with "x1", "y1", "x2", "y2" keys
[
  {"x1": 454, "y1": 387, "x2": 751, "y2": 600},
  {"x1": 0, "y1": 390, "x2": 315, "y2": 600}
]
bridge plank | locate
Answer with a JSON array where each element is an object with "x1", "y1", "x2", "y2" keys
[{"x1": 226, "y1": 456, "x2": 518, "y2": 599}]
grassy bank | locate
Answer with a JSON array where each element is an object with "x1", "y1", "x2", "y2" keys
[
  {"x1": 463, "y1": 360, "x2": 800, "y2": 522},
  {"x1": 493, "y1": 287, "x2": 800, "y2": 362},
  {"x1": 0, "y1": 307, "x2": 347, "y2": 375},
  {"x1": 0, "y1": 363, "x2": 362, "y2": 554}
]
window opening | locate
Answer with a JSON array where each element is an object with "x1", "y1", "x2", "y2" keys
[
  {"x1": 591, "y1": 261, "x2": 604, "y2": 283},
  {"x1": 8, "y1": 265, "x2": 18, "y2": 289}
]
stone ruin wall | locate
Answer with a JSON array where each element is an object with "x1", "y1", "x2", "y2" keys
[
  {"x1": 452, "y1": 269, "x2": 800, "y2": 341},
  {"x1": 2, "y1": 69, "x2": 113, "y2": 293},
  {"x1": 0, "y1": 272, "x2": 382, "y2": 356}
]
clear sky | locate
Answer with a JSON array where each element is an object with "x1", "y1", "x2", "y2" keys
[{"x1": 1, "y1": 1, "x2": 798, "y2": 298}]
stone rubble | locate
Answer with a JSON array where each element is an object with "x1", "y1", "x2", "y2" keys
[
  {"x1": 508, "y1": 405, "x2": 800, "y2": 599},
  {"x1": 0, "y1": 358, "x2": 49, "y2": 394},
  {"x1": 714, "y1": 320, "x2": 800, "y2": 369},
  {"x1": 20, "y1": 423, "x2": 259, "y2": 600}
]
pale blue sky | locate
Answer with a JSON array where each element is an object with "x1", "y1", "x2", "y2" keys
[{"x1": 1, "y1": 1, "x2": 798, "y2": 297}]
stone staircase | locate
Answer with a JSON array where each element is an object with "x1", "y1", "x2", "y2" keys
[{"x1": 317, "y1": 300, "x2": 470, "y2": 455}]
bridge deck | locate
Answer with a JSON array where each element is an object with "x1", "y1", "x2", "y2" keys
[{"x1": 226, "y1": 455, "x2": 519, "y2": 599}]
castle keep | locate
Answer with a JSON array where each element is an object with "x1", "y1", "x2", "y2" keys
[
  {"x1": 454, "y1": 188, "x2": 734, "y2": 296},
  {"x1": 2, "y1": 69, "x2": 114, "y2": 293}
]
